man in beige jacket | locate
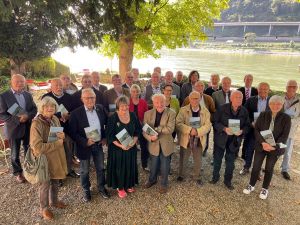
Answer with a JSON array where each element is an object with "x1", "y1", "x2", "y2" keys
[
  {"x1": 143, "y1": 94, "x2": 176, "y2": 194},
  {"x1": 176, "y1": 91, "x2": 212, "y2": 186}
]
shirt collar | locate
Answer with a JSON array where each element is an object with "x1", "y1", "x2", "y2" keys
[
  {"x1": 52, "y1": 92, "x2": 64, "y2": 98},
  {"x1": 84, "y1": 105, "x2": 96, "y2": 112},
  {"x1": 11, "y1": 88, "x2": 24, "y2": 95},
  {"x1": 258, "y1": 95, "x2": 267, "y2": 101},
  {"x1": 152, "y1": 84, "x2": 160, "y2": 89}
]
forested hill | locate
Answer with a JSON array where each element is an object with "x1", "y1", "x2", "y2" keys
[{"x1": 220, "y1": 0, "x2": 300, "y2": 22}]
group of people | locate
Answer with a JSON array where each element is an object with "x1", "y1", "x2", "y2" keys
[{"x1": 0, "y1": 68, "x2": 299, "y2": 220}]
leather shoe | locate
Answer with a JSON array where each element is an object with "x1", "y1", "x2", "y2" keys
[
  {"x1": 41, "y1": 209, "x2": 54, "y2": 220},
  {"x1": 159, "y1": 186, "x2": 168, "y2": 194},
  {"x1": 224, "y1": 182, "x2": 234, "y2": 190},
  {"x1": 67, "y1": 170, "x2": 80, "y2": 178},
  {"x1": 209, "y1": 178, "x2": 219, "y2": 184},
  {"x1": 51, "y1": 201, "x2": 68, "y2": 209},
  {"x1": 58, "y1": 179, "x2": 63, "y2": 187},
  {"x1": 282, "y1": 171, "x2": 291, "y2": 180},
  {"x1": 16, "y1": 174, "x2": 26, "y2": 183},
  {"x1": 99, "y1": 188, "x2": 110, "y2": 199},
  {"x1": 143, "y1": 181, "x2": 156, "y2": 189},
  {"x1": 177, "y1": 176, "x2": 184, "y2": 182},
  {"x1": 83, "y1": 192, "x2": 91, "y2": 202}
]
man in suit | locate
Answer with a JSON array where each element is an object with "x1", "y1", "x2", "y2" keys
[
  {"x1": 72, "y1": 74, "x2": 104, "y2": 109},
  {"x1": 237, "y1": 74, "x2": 258, "y2": 105},
  {"x1": 204, "y1": 73, "x2": 221, "y2": 96},
  {"x1": 212, "y1": 76, "x2": 232, "y2": 110},
  {"x1": 211, "y1": 91, "x2": 250, "y2": 190},
  {"x1": 0, "y1": 74, "x2": 37, "y2": 183},
  {"x1": 91, "y1": 71, "x2": 108, "y2": 94},
  {"x1": 103, "y1": 74, "x2": 130, "y2": 114},
  {"x1": 143, "y1": 72, "x2": 162, "y2": 108},
  {"x1": 143, "y1": 94, "x2": 176, "y2": 194},
  {"x1": 164, "y1": 71, "x2": 180, "y2": 99},
  {"x1": 240, "y1": 82, "x2": 271, "y2": 175},
  {"x1": 122, "y1": 71, "x2": 134, "y2": 89},
  {"x1": 69, "y1": 88, "x2": 110, "y2": 202},
  {"x1": 180, "y1": 70, "x2": 200, "y2": 103},
  {"x1": 173, "y1": 71, "x2": 184, "y2": 88}
]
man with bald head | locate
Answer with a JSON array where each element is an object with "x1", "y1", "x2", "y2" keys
[
  {"x1": 211, "y1": 90, "x2": 250, "y2": 190},
  {"x1": 281, "y1": 80, "x2": 300, "y2": 180},
  {"x1": 0, "y1": 74, "x2": 37, "y2": 183}
]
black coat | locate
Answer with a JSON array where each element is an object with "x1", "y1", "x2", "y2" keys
[
  {"x1": 69, "y1": 104, "x2": 107, "y2": 160},
  {"x1": 254, "y1": 111, "x2": 291, "y2": 156},
  {"x1": 213, "y1": 103, "x2": 251, "y2": 151},
  {"x1": 237, "y1": 86, "x2": 258, "y2": 105},
  {"x1": 244, "y1": 96, "x2": 270, "y2": 123},
  {"x1": 72, "y1": 87, "x2": 104, "y2": 110}
]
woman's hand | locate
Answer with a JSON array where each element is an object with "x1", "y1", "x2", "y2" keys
[{"x1": 56, "y1": 132, "x2": 65, "y2": 140}]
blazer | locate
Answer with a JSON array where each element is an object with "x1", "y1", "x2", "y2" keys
[
  {"x1": 0, "y1": 89, "x2": 37, "y2": 139},
  {"x1": 237, "y1": 86, "x2": 258, "y2": 105},
  {"x1": 182, "y1": 94, "x2": 216, "y2": 114},
  {"x1": 72, "y1": 87, "x2": 104, "y2": 110},
  {"x1": 103, "y1": 87, "x2": 130, "y2": 112},
  {"x1": 254, "y1": 111, "x2": 291, "y2": 156},
  {"x1": 176, "y1": 104, "x2": 211, "y2": 150},
  {"x1": 213, "y1": 103, "x2": 251, "y2": 151},
  {"x1": 93, "y1": 84, "x2": 108, "y2": 94},
  {"x1": 143, "y1": 107, "x2": 176, "y2": 157},
  {"x1": 69, "y1": 104, "x2": 107, "y2": 160},
  {"x1": 143, "y1": 84, "x2": 161, "y2": 108},
  {"x1": 244, "y1": 96, "x2": 270, "y2": 123},
  {"x1": 129, "y1": 98, "x2": 148, "y2": 123},
  {"x1": 204, "y1": 86, "x2": 221, "y2": 97},
  {"x1": 180, "y1": 82, "x2": 193, "y2": 103},
  {"x1": 212, "y1": 90, "x2": 231, "y2": 110}
]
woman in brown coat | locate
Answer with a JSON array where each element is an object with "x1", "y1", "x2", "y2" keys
[{"x1": 30, "y1": 96, "x2": 67, "y2": 220}]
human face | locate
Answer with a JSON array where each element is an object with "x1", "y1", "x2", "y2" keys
[
  {"x1": 112, "y1": 76, "x2": 122, "y2": 88},
  {"x1": 154, "y1": 67, "x2": 161, "y2": 75},
  {"x1": 81, "y1": 92, "x2": 96, "y2": 109},
  {"x1": 151, "y1": 73, "x2": 160, "y2": 86},
  {"x1": 43, "y1": 104, "x2": 56, "y2": 118},
  {"x1": 189, "y1": 94, "x2": 200, "y2": 108},
  {"x1": 60, "y1": 75, "x2": 71, "y2": 88},
  {"x1": 51, "y1": 80, "x2": 63, "y2": 96},
  {"x1": 194, "y1": 82, "x2": 205, "y2": 94},
  {"x1": 211, "y1": 75, "x2": 220, "y2": 86},
  {"x1": 163, "y1": 86, "x2": 173, "y2": 98},
  {"x1": 81, "y1": 77, "x2": 92, "y2": 89},
  {"x1": 132, "y1": 69, "x2": 139, "y2": 80},
  {"x1": 118, "y1": 103, "x2": 129, "y2": 115},
  {"x1": 164, "y1": 71, "x2": 173, "y2": 84},
  {"x1": 269, "y1": 101, "x2": 283, "y2": 114},
  {"x1": 230, "y1": 92, "x2": 243, "y2": 109},
  {"x1": 125, "y1": 73, "x2": 134, "y2": 86},
  {"x1": 286, "y1": 82, "x2": 298, "y2": 98},
  {"x1": 190, "y1": 73, "x2": 199, "y2": 84},
  {"x1": 176, "y1": 71, "x2": 183, "y2": 82},
  {"x1": 11, "y1": 75, "x2": 25, "y2": 92},
  {"x1": 153, "y1": 97, "x2": 165, "y2": 113},
  {"x1": 258, "y1": 84, "x2": 270, "y2": 99},
  {"x1": 244, "y1": 75, "x2": 253, "y2": 88},
  {"x1": 91, "y1": 73, "x2": 100, "y2": 86},
  {"x1": 130, "y1": 88, "x2": 140, "y2": 99},
  {"x1": 222, "y1": 78, "x2": 231, "y2": 92}
]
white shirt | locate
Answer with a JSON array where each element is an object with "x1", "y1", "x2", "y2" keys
[{"x1": 84, "y1": 106, "x2": 101, "y2": 140}]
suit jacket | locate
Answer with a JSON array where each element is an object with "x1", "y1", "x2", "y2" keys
[
  {"x1": 176, "y1": 104, "x2": 211, "y2": 150},
  {"x1": 254, "y1": 111, "x2": 291, "y2": 156},
  {"x1": 204, "y1": 86, "x2": 221, "y2": 96},
  {"x1": 72, "y1": 87, "x2": 104, "y2": 110},
  {"x1": 69, "y1": 104, "x2": 107, "y2": 160},
  {"x1": 180, "y1": 82, "x2": 193, "y2": 103},
  {"x1": 244, "y1": 96, "x2": 270, "y2": 123},
  {"x1": 143, "y1": 107, "x2": 176, "y2": 157},
  {"x1": 93, "y1": 84, "x2": 108, "y2": 94},
  {"x1": 213, "y1": 103, "x2": 250, "y2": 151},
  {"x1": 103, "y1": 87, "x2": 130, "y2": 112},
  {"x1": 212, "y1": 90, "x2": 231, "y2": 110},
  {"x1": 182, "y1": 94, "x2": 216, "y2": 114},
  {"x1": 143, "y1": 84, "x2": 161, "y2": 108},
  {"x1": 0, "y1": 89, "x2": 37, "y2": 139},
  {"x1": 237, "y1": 86, "x2": 258, "y2": 105}
]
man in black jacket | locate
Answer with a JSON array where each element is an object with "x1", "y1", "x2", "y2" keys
[
  {"x1": 211, "y1": 90, "x2": 250, "y2": 190},
  {"x1": 69, "y1": 88, "x2": 109, "y2": 202},
  {"x1": 237, "y1": 74, "x2": 258, "y2": 106}
]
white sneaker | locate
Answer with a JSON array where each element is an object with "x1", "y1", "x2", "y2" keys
[
  {"x1": 259, "y1": 188, "x2": 269, "y2": 200},
  {"x1": 243, "y1": 184, "x2": 255, "y2": 194}
]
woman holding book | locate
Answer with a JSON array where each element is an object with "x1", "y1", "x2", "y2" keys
[
  {"x1": 129, "y1": 84, "x2": 149, "y2": 171},
  {"x1": 30, "y1": 96, "x2": 67, "y2": 220},
  {"x1": 106, "y1": 95, "x2": 140, "y2": 198},
  {"x1": 243, "y1": 95, "x2": 291, "y2": 200}
]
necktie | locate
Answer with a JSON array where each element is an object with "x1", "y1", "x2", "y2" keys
[{"x1": 245, "y1": 88, "x2": 250, "y2": 100}]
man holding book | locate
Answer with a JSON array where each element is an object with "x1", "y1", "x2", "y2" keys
[
  {"x1": 69, "y1": 88, "x2": 109, "y2": 202},
  {"x1": 0, "y1": 74, "x2": 37, "y2": 183},
  {"x1": 211, "y1": 90, "x2": 250, "y2": 190},
  {"x1": 176, "y1": 91, "x2": 211, "y2": 186}
]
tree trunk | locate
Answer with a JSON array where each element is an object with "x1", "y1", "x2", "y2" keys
[
  {"x1": 10, "y1": 58, "x2": 26, "y2": 76},
  {"x1": 119, "y1": 35, "x2": 134, "y2": 79}
]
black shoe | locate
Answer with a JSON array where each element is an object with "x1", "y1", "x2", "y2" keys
[
  {"x1": 196, "y1": 179, "x2": 204, "y2": 186},
  {"x1": 144, "y1": 181, "x2": 157, "y2": 189},
  {"x1": 83, "y1": 192, "x2": 91, "y2": 202},
  {"x1": 209, "y1": 178, "x2": 219, "y2": 184},
  {"x1": 177, "y1": 176, "x2": 184, "y2": 182},
  {"x1": 281, "y1": 171, "x2": 291, "y2": 180},
  {"x1": 224, "y1": 182, "x2": 234, "y2": 190},
  {"x1": 58, "y1": 179, "x2": 63, "y2": 187},
  {"x1": 67, "y1": 170, "x2": 80, "y2": 178},
  {"x1": 99, "y1": 188, "x2": 110, "y2": 199}
]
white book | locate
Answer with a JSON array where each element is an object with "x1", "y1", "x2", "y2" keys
[
  {"x1": 260, "y1": 130, "x2": 276, "y2": 146},
  {"x1": 109, "y1": 104, "x2": 116, "y2": 112},
  {"x1": 142, "y1": 123, "x2": 158, "y2": 136},
  {"x1": 189, "y1": 117, "x2": 201, "y2": 129},
  {"x1": 116, "y1": 128, "x2": 134, "y2": 148},
  {"x1": 48, "y1": 126, "x2": 64, "y2": 143},
  {"x1": 57, "y1": 104, "x2": 69, "y2": 115},
  {"x1": 7, "y1": 103, "x2": 24, "y2": 116},
  {"x1": 253, "y1": 112, "x2": 260, "y2": 122},
  {"x1": 228, "y1": 119, "x2": 240, "y2": 135},
  {"x1": 84, "y1": 127, "x2": 101, "y2": 142}
]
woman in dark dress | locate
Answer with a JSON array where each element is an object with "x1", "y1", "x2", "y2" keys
[{"x1": 106, "y1": 95, "x2": 140, "y2": 198}]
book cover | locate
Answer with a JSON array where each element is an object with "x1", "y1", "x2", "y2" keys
[
  {"x1": 228, "y1": 119, "x2": 240, "y2": 135},
  {"x1": 7, "y1": 103, "x2": 24, "y2": 116},
  {"x1": 189, "y1": 117, "x2": 201, "y2": 129},
  {"x1": 57, "y1": 104, "x2": 69, "y2": 115},
  {"x1": 260, "y1": 130, "x2": 276, "y2": 146},
  {"x1": 84, "y1": 127, "x2": 101, "y2": 142},
  {"x1": 142, "y1": 123, "x2": 158, "y2": 136},
  {"x1": 48, "y1": 126, "x2": 64, "y2": 143},
  {"x1": 109, "y1": 104, "x2": 116, "y2": 112},
  {"x1": 116, "y1": 128, "x2": 134, "y2": 148}
]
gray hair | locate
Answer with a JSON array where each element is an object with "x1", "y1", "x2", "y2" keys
[
  {"x1": 151, "y1": 93, "x2": 166, "y2": 102},
  {"x1": 115, "y1": 95, "x2": 130, "y2": 110},
  {"x1": 81, "y1": 88, "x2": 96, "y2": 97},
  {"x1": 130, "y1": 84, "x2": 141, "y2": 94},
  {"x1": 38, "y1": 96, "x2": 58, "y2": 114},
  {"x1": 230, "y1": 90, "x2": 243, "y2": 99},
  {"x1": 269, "y1": 95, "x2": 284, "y2": 105}
]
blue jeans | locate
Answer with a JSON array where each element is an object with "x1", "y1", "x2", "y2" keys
[
  {"x1": 9, "y1": 137, "x2": 29, "y2": 176},
  {"x1": 148, "y1": 149, "x2": 171, "y2": 187},
  {"x1": 243, "y1": 131, "x2": 256, "y2": 169},
  {"x1": 80, "y1": 144, "x2": 105, "y2": 193},
  {"x1": 281, "y1": 138, "x2": 294, "y2": 172}
]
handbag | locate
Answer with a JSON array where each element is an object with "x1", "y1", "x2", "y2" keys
[{"x1": 23, "y1": 147, "x2": 49, "y2": 184}]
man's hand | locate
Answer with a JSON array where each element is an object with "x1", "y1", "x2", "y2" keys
[
  {"x1": 101, "y1": 139, "x2": 107, "y2": 146},
  {"x1": 190, "y1": 128, "x2": 198, "y2": 136},
  {"x1": 224, "y1": 127, "x2": 233, "y2": 135},
  {"x1": 19, "y1": 114, "x2": 29, "y2": 123},
  {"x1": 87, "y1": 138, "x2": 95, "y2": 146},
  {"x1": 56, "y1": 132, "x2": 65, "y2": 140},
  {"x1": 235, "y1": 130, "x2": 243, "y2": 136},
  {"x1": 262, "y1": 142, "x2": 275, "y2": 151}
]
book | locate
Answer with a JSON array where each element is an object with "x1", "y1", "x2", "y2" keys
[
  {"x1": 189, "y1": 117, "x2": 201, "y2": 129},
  {"x1": 109, "y1": 104, "x2": 116, "y2": 112},
  {"x1": 48, "y1": 126, "x2": 64, "y2": 143},
  {"x1": 142, "y1": 123, "x2": 158, "y2": 136},
  {"x1": 116, "y1": 128, "x2": 134, "y2": 148},
  {"x1": 228, "y1": 119, "x2": 240, "y2": 135},
  {"x1": 57, "y1": 104, "x2": 69, "y2": 115},
  {"x1": 7, "y1": 103, "x2": 24, "y2": 116},
  {"x1": 253, "y1": 112, "x2": 260, "y2": 123},
  {"x1": 260, "y1": 130, "x2": 276, "y2": 146},
  {"x1": 84, "y1": 127, "x2": 101, "y2": 142}
]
